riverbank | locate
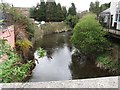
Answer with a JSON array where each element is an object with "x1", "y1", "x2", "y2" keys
[
  {"x1": 96, "y1": 37, "x2": 120, "y2": 74},
  {"x1": 33, "y1": 22, "x2": 71, "y2": 44},
  {"x1": 0, "y1": 6, "x2": 37, "y2": 83},
  {"x1": 40, "y1": 22, "x2": 71, "y2": 35}
]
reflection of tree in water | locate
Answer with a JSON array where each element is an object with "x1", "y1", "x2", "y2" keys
[
  {"x1": 69, "y1": 53, "x2": 114, "y2": 79},
  {"x1": 46, "y1": 48, "x2": 53, "y2": 60},
  {"x1": 34, "y1": 31, "x2": 72, "y2": 50}
]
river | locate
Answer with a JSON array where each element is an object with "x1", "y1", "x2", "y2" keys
[{"x1": 29, "y1": 31, "x2": 118, "y2": 82}]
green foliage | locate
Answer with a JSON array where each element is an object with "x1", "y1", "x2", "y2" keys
[
  {"x1": 97, "y1": 54, "x2": 119, "y2": 72},
  {"x1": 36, "y1": 47, "x2": 46, "y2": 58},
  {"x1": 30, "y1": 1, "x2": 46, "y2": 21},
  {"x1": 68, "y1": 3, "x2": 77, "y2": 16},
  {"x1": 62, "y1": 6, "x2": 67, "y2": 19},
  {"x1": 66, "y1": 15, "x2": 79, "y2": 28},
  {"x1": 0, "y1": 39, "x2": 11, "y2": 57},
  {"x1": 7, "y1": 7, "x2": 35, "y2": 39},
  {"x1": 15, "y1": 39, "x2": 32, "y2": 51},
  {"x1": 30, "y1": 0, "x2": 70, "y2": 22},
  {"x1": 56, "y1": 3, "x2": 64, "y2": 21},
  {"x1": 0, "y1": 39, "x2": 33, "y2": 83},
  {"x1": 89, "y1": 1, "x2": 100, "y2": 16},
  {"x1": 71, "y1": 14, "x2": 109, "y2": 55},
  {"x1": 89, "y1": 1, "x2": 110, "y2": 16},
  {"x1": 0, "y1": 57, "x2": 33, "y2": 83}
]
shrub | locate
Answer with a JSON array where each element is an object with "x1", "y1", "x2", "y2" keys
[
  {"x1": 15, "y1": 39, "x2": 32, "y2": 51},
  {"x1": 65, "y1": 15, "x2": 79, "y2": 28},
  {"x1": 36, "y1": 47, "x2": 46, "y2": 58},
  {"x1": 0, "y1": 39, "x2": 33, "y2": 83},
  {"x1": 71, "y1": 14, "x2": 109, "y2": 55}
]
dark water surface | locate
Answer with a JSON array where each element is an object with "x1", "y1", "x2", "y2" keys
[{"x1": 29, "y1": 32, "x2": 118, "y2": 82}]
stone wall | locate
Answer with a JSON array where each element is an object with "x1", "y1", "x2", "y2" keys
[{"x1": 0, "y1": 25, "x2": 15, "y2": 48}]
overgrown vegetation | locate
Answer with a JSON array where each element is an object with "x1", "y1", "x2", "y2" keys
[
  {"x1": 36, "y1": 48, "x2": 46, "y2": 58},
  {"x1": 0, "y1": 39, "x2": 34, "y2": 83},
  {"x1": 0, "y1": 38, "x2": 46, "y2": 83},
  {"x1": 97, "y1": 54, "x2": 119, "y2": 73},
  {"x1": 65, "y1": 15, "x2": 79, "y2": 28},
  {"x1": 0, "y1": 4, "x2": 45, "y2": 82},
  {"x1": 8, "y1": 7, "x2": 35, "y2": 39},
  {"x1": 71, "y1": 14, "x2": 109, "y2": 55}
]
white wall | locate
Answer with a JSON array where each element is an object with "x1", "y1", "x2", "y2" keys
[{"x1": 110, "y1": 0, "x2": 118, "y2": 27}]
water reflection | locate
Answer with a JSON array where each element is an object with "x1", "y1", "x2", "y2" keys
[
  {"x1": 30, "y1": 32, "x2": 117, "y2": 82},
  {"x1": 69, "y1": 54, "x2": 114, "y2": 79}
]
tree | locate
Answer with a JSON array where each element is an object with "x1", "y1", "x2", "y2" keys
[
  {"x1": 66, "y1": 15, "x2": 78, "y2": 28},
  {"x1": 46, "y1": 0, "x2": 57, "y2": 21},
  {"x1": 62, "y1": 6, "x2": 67, "y2": 19},
  {"x1": 37, "y1": 0, "x2": 46, "y2": 21},
  {"x1": 56, "y1": 3, "x2": 64, "y2": 21},
  {"x1": 29, "y1": 7, "x2": 37, "y2": 19},
  {"x1": 89, "y1": 1, "x2": 110, "y2": 17},
  {"x1": 68, "y1": 3, "x2": 77, "y2": 16},
  {"x1": 71, "y1": 14, "x2": 109, "y2": 55},
  {"x1": 89, "y1": 1, "x2": 100, "y2": 17}
]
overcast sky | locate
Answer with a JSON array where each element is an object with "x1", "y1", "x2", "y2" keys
[{"x1": 1, "y1": 0, "x2": 112, "y2": 12}]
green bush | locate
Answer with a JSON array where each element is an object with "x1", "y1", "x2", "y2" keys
[
  {"x1": 0, "y1": 39, "x2": 11, "y2": 57},
  {"x1": 15, "y1": 39, "x2": 32, "y2": 51},
  {"x1": 71, "y1": 14, "x2": 109, "y2": 55},
  {"x1": 36, "y1": 48, "x2": 46, "y2": 58},
  {"x1": 66, "y1": 15, "x2": 79, "y2": 28}
]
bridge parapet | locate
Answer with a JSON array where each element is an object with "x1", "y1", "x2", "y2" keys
[{"x1": 0, "y1": 76, "x2": 118, "y2": 88}]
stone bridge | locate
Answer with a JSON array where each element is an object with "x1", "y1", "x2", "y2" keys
[{"x1": 0, "y1": 76, "x2": 119, "y2": 89}]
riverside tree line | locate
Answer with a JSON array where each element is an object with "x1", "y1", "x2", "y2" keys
[{"x1": 30, "y1": 0, "x2": 77, "y2": 22}]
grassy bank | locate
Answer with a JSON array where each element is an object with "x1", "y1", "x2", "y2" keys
[
  {"x1": 40, "y1": 22, "x2": 71, "y2": 35},
  {"x1": 96, "y1": 53, "x2": 119, "y2": 74}
]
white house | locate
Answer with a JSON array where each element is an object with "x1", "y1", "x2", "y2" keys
[
  {"x1": 110, "y1": 0, "x2": 120, "y2": 30},
  {"x1": 100, "y1": 0, "x2": 120, "y2": 30}
]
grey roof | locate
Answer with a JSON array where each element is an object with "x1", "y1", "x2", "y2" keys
[{"x1": 100, "y1": 8, "x2": 110, "y2": 14}]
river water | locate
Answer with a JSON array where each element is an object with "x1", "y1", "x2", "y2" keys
[{"x1": 29, "y1": 31, "x2": 118, "y2": 82}]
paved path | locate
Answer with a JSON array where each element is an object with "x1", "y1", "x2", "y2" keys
[{"x1": 0, "y1": 76, "x2": 119, "y2": 89}]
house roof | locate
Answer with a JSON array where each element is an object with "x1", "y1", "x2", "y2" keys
[
  {"x1": 100, "y1": 8, "x2": 110, "y2": 15},
  {"x1": 101, "y1": 8, "x2": 110, "y2": 14}
]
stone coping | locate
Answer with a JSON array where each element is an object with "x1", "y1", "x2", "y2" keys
[{"x1": 0, "y1": 76, "x2": 119, "y2": 88}]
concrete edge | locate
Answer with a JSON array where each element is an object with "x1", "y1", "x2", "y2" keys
[{"x1": 0, "y1": 76, "x2": 119, "y2": 88}]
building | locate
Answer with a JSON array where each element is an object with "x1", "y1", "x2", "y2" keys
[
  {"x1": 100, "y1": 0, "x2": 120, "y2": 30},
  {"x1": 0, "y1": 11, "x2": 15, "y2": 48}
]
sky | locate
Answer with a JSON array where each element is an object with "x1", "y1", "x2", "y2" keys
[{"x1": 1, "y1": 0, "x2": 112, "y2": 12}]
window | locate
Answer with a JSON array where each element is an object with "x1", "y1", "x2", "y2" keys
[
  {"x1": 115, "y1": 14, "x2": 118, "y2": 21},
  {"x1": 118, "y1": 14, "x2": 120, "y2": 22}
]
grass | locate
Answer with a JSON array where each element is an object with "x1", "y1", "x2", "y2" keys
[{"x1": 96, "y1": 54, "x2": 119, "y2": 73}]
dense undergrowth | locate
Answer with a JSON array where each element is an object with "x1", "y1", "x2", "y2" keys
[{"x1": 0, "y1": 39, "x2": 34, "y2": 83}]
